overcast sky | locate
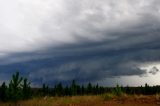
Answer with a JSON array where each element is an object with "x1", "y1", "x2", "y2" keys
[{"x1": 0, "y1": 0, "x2": 160, "y2": 87}]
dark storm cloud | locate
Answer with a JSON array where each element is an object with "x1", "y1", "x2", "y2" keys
[
  {"x1": 149, "y1": 67, "x2": 159, "y2": 75},
  {"x1": 0, "y1": 0, "x2": 160, "y2": 86},
  {"x1": 1, "y1": 31, "x2": 160, "y2": 85}
]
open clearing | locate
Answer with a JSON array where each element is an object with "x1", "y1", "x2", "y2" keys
[{"x1": 0, "y1": 95, "x2": 160, "y2": 106}]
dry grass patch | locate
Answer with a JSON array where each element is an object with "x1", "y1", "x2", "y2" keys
[
  {"x1": 0, "y1": 96, "x2": 102, "y2": 106},
  {"x1": 0, "y1": 95, "x2": 158, "y2": 106}
]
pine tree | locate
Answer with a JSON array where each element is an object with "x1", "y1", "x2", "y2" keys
[
  {"x1": 81, "y1": 85, "x2": 85, "y2": 95},
  {"x1": 21, "y1": 78, "x2": 31, "y2": 99},
  {"x1": 64, "y1": 86, "x2": 71, "y2": 96},
  {"x1": 56, "y1": 83, "x2": 63, "y2": 96},
  {"x1": 71, "y1": 80, "x2": 77, "y2": 96},
  {"x1": 42, "y1": 83, "x2": 49, "y2": 96},
  {"x1": 0, "y1": 82, "x2": 7, "y2": 101},
  {"x1": 9, "y1": 72, "x2": 23, "y2": 101},
  {"x1": 95, "y1": 84, "x2": 99, "y2": 94},
  {"x1": 77, "y1": 85, "x2": 81, "y2": 95},
  {"x1": 144, "y1": 83, "x2": 150, "y2": 95},
  {"x1": 87, "y1": 82, "x2": 92, "y2": 95}
]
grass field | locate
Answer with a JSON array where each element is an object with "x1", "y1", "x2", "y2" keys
[{"x1": 0, "y1": 94, "x2": 160, "y2": 106}]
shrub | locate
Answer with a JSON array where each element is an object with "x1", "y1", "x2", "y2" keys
[{"x1": 113, "y1": 84, "x2": 124, "y2": 96}]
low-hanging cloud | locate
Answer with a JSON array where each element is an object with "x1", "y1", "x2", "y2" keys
[
  {"x1": 0, "y1": 0, "x2": 160, "y2": 86},
  {"x1": 149, "y1": 66, "x2": 159, "y2": 75}
]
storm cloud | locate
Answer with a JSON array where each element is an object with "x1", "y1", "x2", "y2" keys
[{"x1": 0, "y1": 0, "x2": 160, "y2": 86}]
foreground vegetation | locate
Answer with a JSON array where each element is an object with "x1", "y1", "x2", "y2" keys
[
  {"x1": 0, "y1": 72, "x2": 31, "y2": 102},
  {"x1": 1, "y1": 72, "x2": 160, "y2": 105},
  {"x1": 0, "y1": 95, "x2": 160, "y2": 106}
]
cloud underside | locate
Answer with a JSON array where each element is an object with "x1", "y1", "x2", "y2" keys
[
  {"x1": 0, "y1": 0, "x2": 160, "y2": 85},
  {"x1": 1, "y1": 33, "x2": 160, "y2": 85}
]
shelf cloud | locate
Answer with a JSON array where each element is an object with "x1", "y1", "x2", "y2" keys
[{"x1": 0, "y1": 0, "x2": 160, "y2": 86}]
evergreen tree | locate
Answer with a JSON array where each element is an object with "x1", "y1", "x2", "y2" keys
[
  {"x1": 42, "y1": 83, "x2": 49, "y2": 96},
  {"x1": 64, "y1": 86, "x2": 71, "y2": 96},
  {"x1": 144, "y1": 83, "x2": 150, "y2": 95},
  {"x1": 58, "y1": 83, "x2": 63, "y2": 96},
  {"x1": 81, "y1": 85, "x2": 85, "y2": 95},
  {"x1": 95, "y1": 84, "x2": 99, "y2": 94},
  {"x1": 55, "y1": 83, "x2": 63, "y2": 96},
  {"x1": 0, "y1": 82, "x2": 7, "y2": 101},
  {"x1": 77, "y1": 85, "x2": 81, "y2": 95},
  {"x1": 71, "y1": 80, "x2": 77, "y2": 96},
  {"x1": 21, "y1": 78, "x2": 31, "y2": 99},
  {"x1": 9, "y1": 72, "x2": 23, "y2": 101},
  {"x1": 87, "y1": 82, "x2": 92, "y2": 95}
]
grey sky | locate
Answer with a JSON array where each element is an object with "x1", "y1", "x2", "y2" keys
[{"x1": 0, "y1": 0, "x2": 160, "y2": 86}]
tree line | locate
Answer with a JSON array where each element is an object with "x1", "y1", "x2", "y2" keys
[
  {"x1": 1, "y1": 72, "x2": 160, "y2": 102},
  {"x1": 39, "y1": 80, "x2": 105, "y2": 97}
]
